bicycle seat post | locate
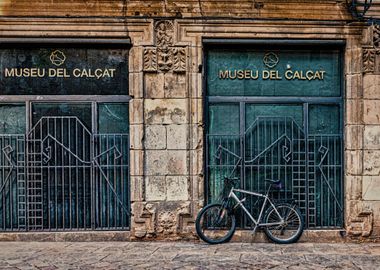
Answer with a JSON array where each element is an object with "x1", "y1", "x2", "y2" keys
[
  {"x1": 265, "y1": 180, "x2": 273, "y2": 196},
  {"x1": 266, "y1": 184, "x2": 272, "y2": 197}
]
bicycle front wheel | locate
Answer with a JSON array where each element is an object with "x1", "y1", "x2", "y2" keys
[
  {"x1": 263, "y1": 203, "x2": 304, "y2": 244},
  {"x1": 195, "y1": 203, "x2": 236, "y2": 244}
]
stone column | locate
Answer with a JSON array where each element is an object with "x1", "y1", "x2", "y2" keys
[
  {"x1": 346, "y1": 25, "x2": 380, "y2": 238},
  {"x1": 360, "y1": 25, "x2": 380, "y2": 237},
  {"x1": 131, "y1": 20, "x2": 194, "y2": 239}
]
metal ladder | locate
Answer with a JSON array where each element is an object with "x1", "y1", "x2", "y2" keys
[
  {"x1": 26, "y1": 139, "x2": 43, "y2": 230},
  {"x1": 17, "y1": 137, "x2": 27, "y2": 230},
  {"x1": 291, "y1": 139, "x2": 307, "y2": 215},
  {"x1": 307, "y1": 140, "x2": 316, "y2": 228}
]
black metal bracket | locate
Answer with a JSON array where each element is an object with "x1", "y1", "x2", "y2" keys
[
  {"x1": 348, "y1": 0, "x2": 372, "y2": 19},
  {"x1": 347, "y1": 0, "x2": 380, "y2": 25}
]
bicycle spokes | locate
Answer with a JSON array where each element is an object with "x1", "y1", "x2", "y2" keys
[
  {"x1": 196, "y1": 203, "x2": 236, "y2": 244},
  {"x1": 264, "y1": 204, "x2": 303, "y2": 243}
]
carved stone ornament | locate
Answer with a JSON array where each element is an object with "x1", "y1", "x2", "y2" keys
[
  {"x1": 157, "y1": 211, "x2": 176, "y2": 234},
  {"x1": 362, "y1": 25, "x2": 380, "y2": 74},
  {"x1": 132, "y1": 202, "x2": 157, "y2": 239},
  {"x1": 155, "y1": 20, "x2": 174, "y2": 48},
  {"x1": 143, "y1": 20, "x2": 187, "y2": 73},
  {"x1": 157, "y1": 48, "x2": 173, "y2": 71},
  {"x1": 373, "y1": 24, "x2": 380, "y2": 48},
  {"x1": 363, "y1": 48, "x2": 376, "y2": 73},
  {"x1": 173, "y1": 47, "x2": 186, "y2": 73},
  {"x1": 347, "y1": 209, "x2": 373, "y2": 237},
  {"x1": 143, "y1": 48, "x2": 157, "y2": 72}
]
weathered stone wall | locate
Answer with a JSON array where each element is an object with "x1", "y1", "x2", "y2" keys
[
  {"x1": 0, "y1": 0, "x2": 351, "y2": 20},
  {"x1": 345, "y1": 24, "x2": 380, "y2": 239},
  {"x1": 131, "y1": 20, "x2": 196, "y2": 239},
  {"x1": 0, "y1": 0, "x2": 379, "y2": 241}
]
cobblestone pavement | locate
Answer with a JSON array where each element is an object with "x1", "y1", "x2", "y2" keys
[{"x1": 0, "y1": 241, "x2": 379, "y2": 270}]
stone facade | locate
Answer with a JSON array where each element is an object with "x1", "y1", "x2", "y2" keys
[
  {"x1": 0, "y1": 0, "x2": 379, "y2": 241},
  {"x1": 345, "y1": 24, "x2": 380, "y2": 239},
  {"x1": 133, "y1": 19, "x2": 195, "y2": 239}
]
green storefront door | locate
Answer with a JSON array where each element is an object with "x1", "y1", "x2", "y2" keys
[
  {"x1": 206, "y1": 47, "x2": 343, "y2": 229},
  {"x1": 0, "y1": 47, "x2": 131, "y2": 231}
]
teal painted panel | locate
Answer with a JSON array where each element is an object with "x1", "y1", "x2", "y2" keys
[
  {"x1": 207, "y1": 50, "x2": 341, "y2": 97},
  {"x1": 208, "y1": 104, "x2": 240, "y2": 135},
  {"x1": 245, "y1": 104, "x2": 303, "y2": 129},
  {"x1": 98, "y1": 103, "x2": 129, "y2": 134},
  {"x1": 309, "y1": 105, "x2": 340, "y2": 134},
  {"x1": 0, "y1": 104, "x2": 26, "y2": 134},
  {"x1": 32, "y1": 103, "x2": 92, "y2": 129}
]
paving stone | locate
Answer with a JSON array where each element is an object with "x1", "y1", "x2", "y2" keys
[{"x1": 0, "y1": 242, "x2": 378, "y2": 269}]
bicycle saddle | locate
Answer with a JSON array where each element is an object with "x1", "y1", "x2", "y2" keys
[
  {"x1": 265, "y1": 179, "x2": 283, "y2": 190},
  {"x1": 224, "y1": 177, "x2": 239, "y2": 180}
]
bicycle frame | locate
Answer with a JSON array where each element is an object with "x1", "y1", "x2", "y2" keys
[{"x1": 228, "y1": 187, "x2": 284, "y2": 232}]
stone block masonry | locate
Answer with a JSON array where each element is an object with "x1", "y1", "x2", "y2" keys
[{"x1": 130, "y1": 20, "x2": 196, "y2": 240}]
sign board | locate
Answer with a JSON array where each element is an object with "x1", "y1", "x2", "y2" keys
[
  {"x1": 0, "y1": 47, "x2": 128, "y2": 95},
  {"x1": 207, "y1": 50, "x2": 341, "y2": 97}
]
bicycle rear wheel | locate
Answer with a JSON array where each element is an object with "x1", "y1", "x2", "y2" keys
[
  {"x1": 263, "y1": 203, "x2": 304, "y2": 244},
  {"x1": 195, "y1": 203, "x2": 236, "y2": 244}
]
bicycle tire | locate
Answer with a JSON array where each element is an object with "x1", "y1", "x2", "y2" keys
[
  {"x1": 263, "y1": 203, "x2": 304, "y2": 244},
  {"x1": 195, "y1": 203, "x2": 236, "y2": 244}
]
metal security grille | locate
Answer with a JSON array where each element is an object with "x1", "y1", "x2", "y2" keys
[
  {"x1": 0, "y1": 116, "x2": 129, "y2": 231},
  {"x1": 206, "y1": 113, "x2": 343, "y2": 229}
]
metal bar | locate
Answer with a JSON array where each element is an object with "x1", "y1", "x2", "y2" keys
[
  {"x1": 244, "y1": 134, "x2": 291, "y2": 163},
  {"x1": 8, "y1": 138, "x2": 13, "y2": 230},
  {"x1": 304, "y1": 103, "x2": 309, "y2": 228},
  {"x1": 339, "y1": 104, "x2": 344, "y2": 227},
  {"x1": 126, "y1": 134, "x2": 130, "y2": 228},
  {"x1": 68, "y1": 118, "x2": 72, "y2": 229},
  {"x1": 93, "y1": 159, "x2": 130, "y2": 216},
  {"x1": 314, "y1": 137, "x2": 317, "y2": 226},
  {"x1": 203, "y1": 38, "x2": 346, "y2": 46},
  {"x1": 0, "y1": 37, "x2": 131, "y2": 45},
  {"x1": 122, "y1": 135, "x2": 126, "y2": 228},
  {"x1": 75, "y1": 120, "x2": 79, "y2": 229},
  {"x1": 61, "y1": 117, "x2": 65, "y2": 229},
  {"x1": 113, "y1": 134, "x2": 117, "y2": 228},
  {"x1": 1, "y1": 136, "x2": 5, "y2": 230},
  {"x1": 83, "y1": 123, "x2": 87, "y2": 229},
  {"x1": 233, "y1": 189, "x2": 266, "y2": 197},
  {"x1": 208, "y1": 96, "x2": 342, "y2": 104},
  {"x1": 99, "y1": 135, "x2": 103, "y2": 229},
  {"x1": 0, "y1": 96, "x2": 131, "y2": 103},
  {"x1": 239, "y1": 102, "x2": 245, "y2": 228},
  {"x1": 106, "y1": 134, "x2": 110, "y2": 228},
  {"x1": 54, "y1": 118, "x2": 58, "y2": 230},
  {"x1": 47, "y1": 118, "x2": 51, "y2": 230},
  {"x1": 91, "y1": 105, "x2": 96, "y2": 229}
]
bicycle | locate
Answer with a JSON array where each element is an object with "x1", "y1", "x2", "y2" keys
[{"x1": 195, "y1": 176, "x2": 304, "y2": 244}]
